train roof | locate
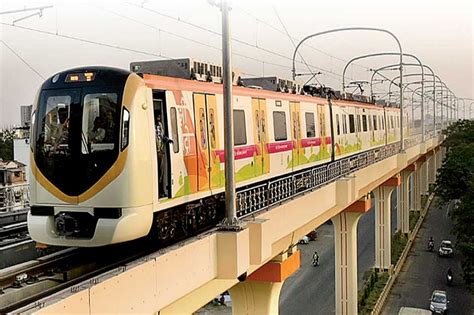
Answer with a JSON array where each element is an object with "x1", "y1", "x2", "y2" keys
[
  {"x1": 144, "y1": 73, "x2": 398, "y2": 111},
  {"x1": 41, "y1": 66, "x2": 131, "y2": 90}
]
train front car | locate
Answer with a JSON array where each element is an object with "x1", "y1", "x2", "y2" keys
[{"x1": 28, "y1": 67, "x2": 157, "y2": 247}]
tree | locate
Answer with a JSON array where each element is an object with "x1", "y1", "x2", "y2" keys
[
  {"x1": 434, "y1": 119, "x2": 474, "y2": 289},
  {"x1": 0, "y1": 129, "x2": 14, "y2": 161}
]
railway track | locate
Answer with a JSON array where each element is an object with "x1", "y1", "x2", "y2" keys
[
  {"x1": 0, "y1": 236, "x2": 174, "y2": 313},
  {"x1": 0, "y1": 222, "x2": 29, "y2": 249},
  {"x1": 0, "y1": 209, "x2": 28, "y2": 228}
]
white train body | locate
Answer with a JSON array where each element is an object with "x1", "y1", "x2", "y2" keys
[{"x1": 28, "y1": 66, "x2": 406, "y2": 247}]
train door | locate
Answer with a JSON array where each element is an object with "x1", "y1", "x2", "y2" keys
[
  {"x1": 193, "y1": 93, "x2": 218, "y2": 191},
  {"x1": 290, "y1": 101, "x2": 301, "y2": 168},
  {"x1": 153, "y1": 91, "x2": 171, "y2": 199},
  {"x1": 252, "y1": 98, "x2": 269, "y2": 177}
]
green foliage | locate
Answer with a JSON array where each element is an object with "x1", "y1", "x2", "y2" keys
[
  {"x1": 391, "y1": 231, "x2": 408, "y2": 265},
  {"x1": 0, "y1": 129, "x2": 14, "y2": 160},
  {"x1": 409, "y1": 210, "x2": 420, "y2": 231},
  {"x1": 358, "y1": 269, "x2": 389, "y2": 314},
  {"x1": 434, "y1": 120, "x2": 474, "y2": 289},
  {"x1": 450, "y1": 179, "x2": 474, "y2": 288}
]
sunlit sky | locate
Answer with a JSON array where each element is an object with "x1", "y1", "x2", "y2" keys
[{"x1": 0, "y1": 0, "x2": 473, "y2": 127}]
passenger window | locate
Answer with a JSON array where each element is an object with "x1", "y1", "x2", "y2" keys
[
  {"x1": 273, "y1": 111, "x2": 287, "y2": 141},
  {"x1": 234, "y1": 110, "x2": 247, "y2": 145},
  {"x1": 170, "y1": 107, "x2": 179, "y2": 153},
  {"x1": 121, "y1": 108, "x2": 130, "y2": 150},
  {"x1": 349, "y1": 114, "x2": 355, "y2": 133},
  {"x1": 373, "y1": 115, "x2": 378, "y2": 130},
  {"x1": 362, "y1": 115, "x2": 368, "y2": 132},
  {"x1": 305, "y1": 112, "x2": 315, "y2": 138},
  {"x1": 342, "y1": 114, "x2": 347, "y2": 134},
  {"x1": 336, "y1": 114, "x2": 340, "y2": 135},
  {"x1": 357, "y1": 115, "x2": 361, "y2": 132}
]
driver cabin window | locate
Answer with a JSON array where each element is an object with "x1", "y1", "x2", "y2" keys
[{"x1": 82, "y1": 93, "x2": 118, "y2": 153}]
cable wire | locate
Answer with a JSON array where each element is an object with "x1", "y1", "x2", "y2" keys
[{"x1": 0, "y1": 39, "x2": 45, "y2": 79}]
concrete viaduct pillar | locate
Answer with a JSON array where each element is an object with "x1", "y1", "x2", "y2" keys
[
  {"x1": 398, "y1": 167, "x2": 414, "y2": 234},
  {"x1": 428, "y1": 151, "x2": 436, "y2": 187},
  {"x1": 436, "y1": 148, "x2": 443, "y2": 170},
  {"x1": 420, "y1": 156, "x2": 429, "y2": 195},
  {"x1": 374, "y1": 175, "x2": 400, "y2": 271},
  {"x1": 331, "y1": 196, "x2": 371, "y2": 315},
  {"x1": 414, "y1": 160, "x2": 424, "y2": 211},
  {"x1": 229, "y1": 248, "x2": 300, "y2": 315}
]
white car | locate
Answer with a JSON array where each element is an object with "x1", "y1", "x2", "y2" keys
[
  {"x1": 298, "y1": 236, "x2": 310, "y2": 244},
  {"x1": 429, "y1": 290, "x2": 449, "y2": 314},
  {"x1": 438, "y1": 240, "x2": 453, "y2": 257}
]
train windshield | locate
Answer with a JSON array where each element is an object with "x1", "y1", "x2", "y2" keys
[{"x1": 34, "y1": 87, "x2": 122, "y2": 196}]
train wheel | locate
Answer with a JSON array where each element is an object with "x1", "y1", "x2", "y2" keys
[{"x1": 155, "y1": 212, "x2": 170, "y2": 241}]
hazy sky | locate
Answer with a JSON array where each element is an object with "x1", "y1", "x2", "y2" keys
[{"x1": 1, "y1": 0, "x2": 473, "y2": 127}]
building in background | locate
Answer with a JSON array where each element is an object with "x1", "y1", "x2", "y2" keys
[
  {"x1": 20, "y1": 105, "x2": 32, "y2": 128},
  {"x1": 0, "y1": 159, "x2": 29, "y2": 212}
]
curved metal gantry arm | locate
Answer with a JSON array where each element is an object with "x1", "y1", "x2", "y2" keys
[
  {"x1": 371, "y1": 63, "x2": 439, "y2": 133},
  {"x1": 291, "y1": 27, "x2": 405, "y2": 150},
  {"x1": 340, "y1": 52, "x2": 426, "y2": 140},
  {"x1": 387, "y1": 73, "x2": 455, "y2": 126}
]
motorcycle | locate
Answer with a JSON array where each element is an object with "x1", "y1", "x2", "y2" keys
[
  {"x1": 428, "y1": 240, "x2": 434, "y2": 252},
  {"x1": 446, "y1": 273, "x2": 453, "y2": 286}
]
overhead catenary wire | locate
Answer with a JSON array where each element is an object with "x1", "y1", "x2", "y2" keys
[
  {"x1": 125, "y1": 2, "x2": 345, "y2": 79},
  {"x1": 272, "y1": 6, "x2": 323, "y2": 87},
  {"x1": 93, "y1": 6, "x2": 314, "y2": 74},
  {"x1": 1, "y1": 4, "x2": 386, "y2": 97},
  {"x1": 0, "y1": 39, "x2": 45, "y2": 79},
  {"x1": 232, "y1": 3, "x2": 370, "y2": 71}
]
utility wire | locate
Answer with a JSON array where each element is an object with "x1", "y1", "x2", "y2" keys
[
  {"x1": 0, "y1": 22, "x2": 167, "y2": 58},
  {"x1": 94, "y1": 6, "x2": 312, "y2": 74},
  {"x1": 233, "y1": 4, "x2": 370, "y2": 71},
  {"x1": 0, "y1": 39, "x2": 45, "y2": 79},
  {"x1": 126, "y1": 2, "x2": 342, "y2": 78},
  {"x1": 272, "y1": 6, "x2": 324, "y2": 87}
]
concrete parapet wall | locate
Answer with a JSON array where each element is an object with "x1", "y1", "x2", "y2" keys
[{"x1": 20, "y1": 137, "x2": 443, "y2": 314}]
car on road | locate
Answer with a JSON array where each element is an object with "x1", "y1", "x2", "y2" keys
[
  {"x1": 298, "y1": 229, "x2": 318, "y2": 244},
  {"x1": 429, "y1": 290, "x2": 449, "y2": 314},
  {"x1": 398, "y1": 307, "x2": 431, "y2": 314},
  {"x1": 438, "y1": 240, "x2": 453, "y2": 257},
  {"x1": 299, "y1": 236, "x2": 310, "y2": 244}
]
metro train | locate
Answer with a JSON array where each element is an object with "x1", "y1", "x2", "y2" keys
[{"x1": 27, "y1": 64, "x2": 408, "y2": 247}]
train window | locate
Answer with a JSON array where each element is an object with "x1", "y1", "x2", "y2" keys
[
  {"x1": 362, "y1": 115, "x2": 368, "y2": 132},
  {"x1": 373, "y1": 115, "x2": 378, "y2": 130},
  {"x1": 273, "y1": 111, "x2": 287, "y2": 141},
  {"x1": 170, "y1": 107, "x2": 179, "y2": 153},
  {"x1": 357, "y1": 115, "x2": 361, "y2": 132},
  {"x1": 82, "y1": 93, "x2": 118, "y2": 153},
  {"x1": 349, "y1": 114, "x2": 355, "y2": 133},
  {"x1": 336, "y1": 114, "x2": 340, "y2": 135},
  {"x1": 390, "y1": 117, "x2": 394, "y2": 129},
  {"x1": 342, "y1": 114, "x2": 347, "y2": 134},
  {"x1": 121, "y1": 108, "x2": 130, "y2": 150},
  {"x1": 234, "y1": 110, "x2": 247, "y2": 145},
  {"x1": 305, "y1": 112, "x2": 315, "y2": 138}
]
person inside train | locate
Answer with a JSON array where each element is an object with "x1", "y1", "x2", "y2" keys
[
  {"x1": 103, "y1": 110, "x2": 115, "y2": 143},
  {"x1": 89, "y1": 117, "x2": 105, "y2": 143},
  {"x1": 48, "y1": 107, "x2": 69, "y2": 151}
]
